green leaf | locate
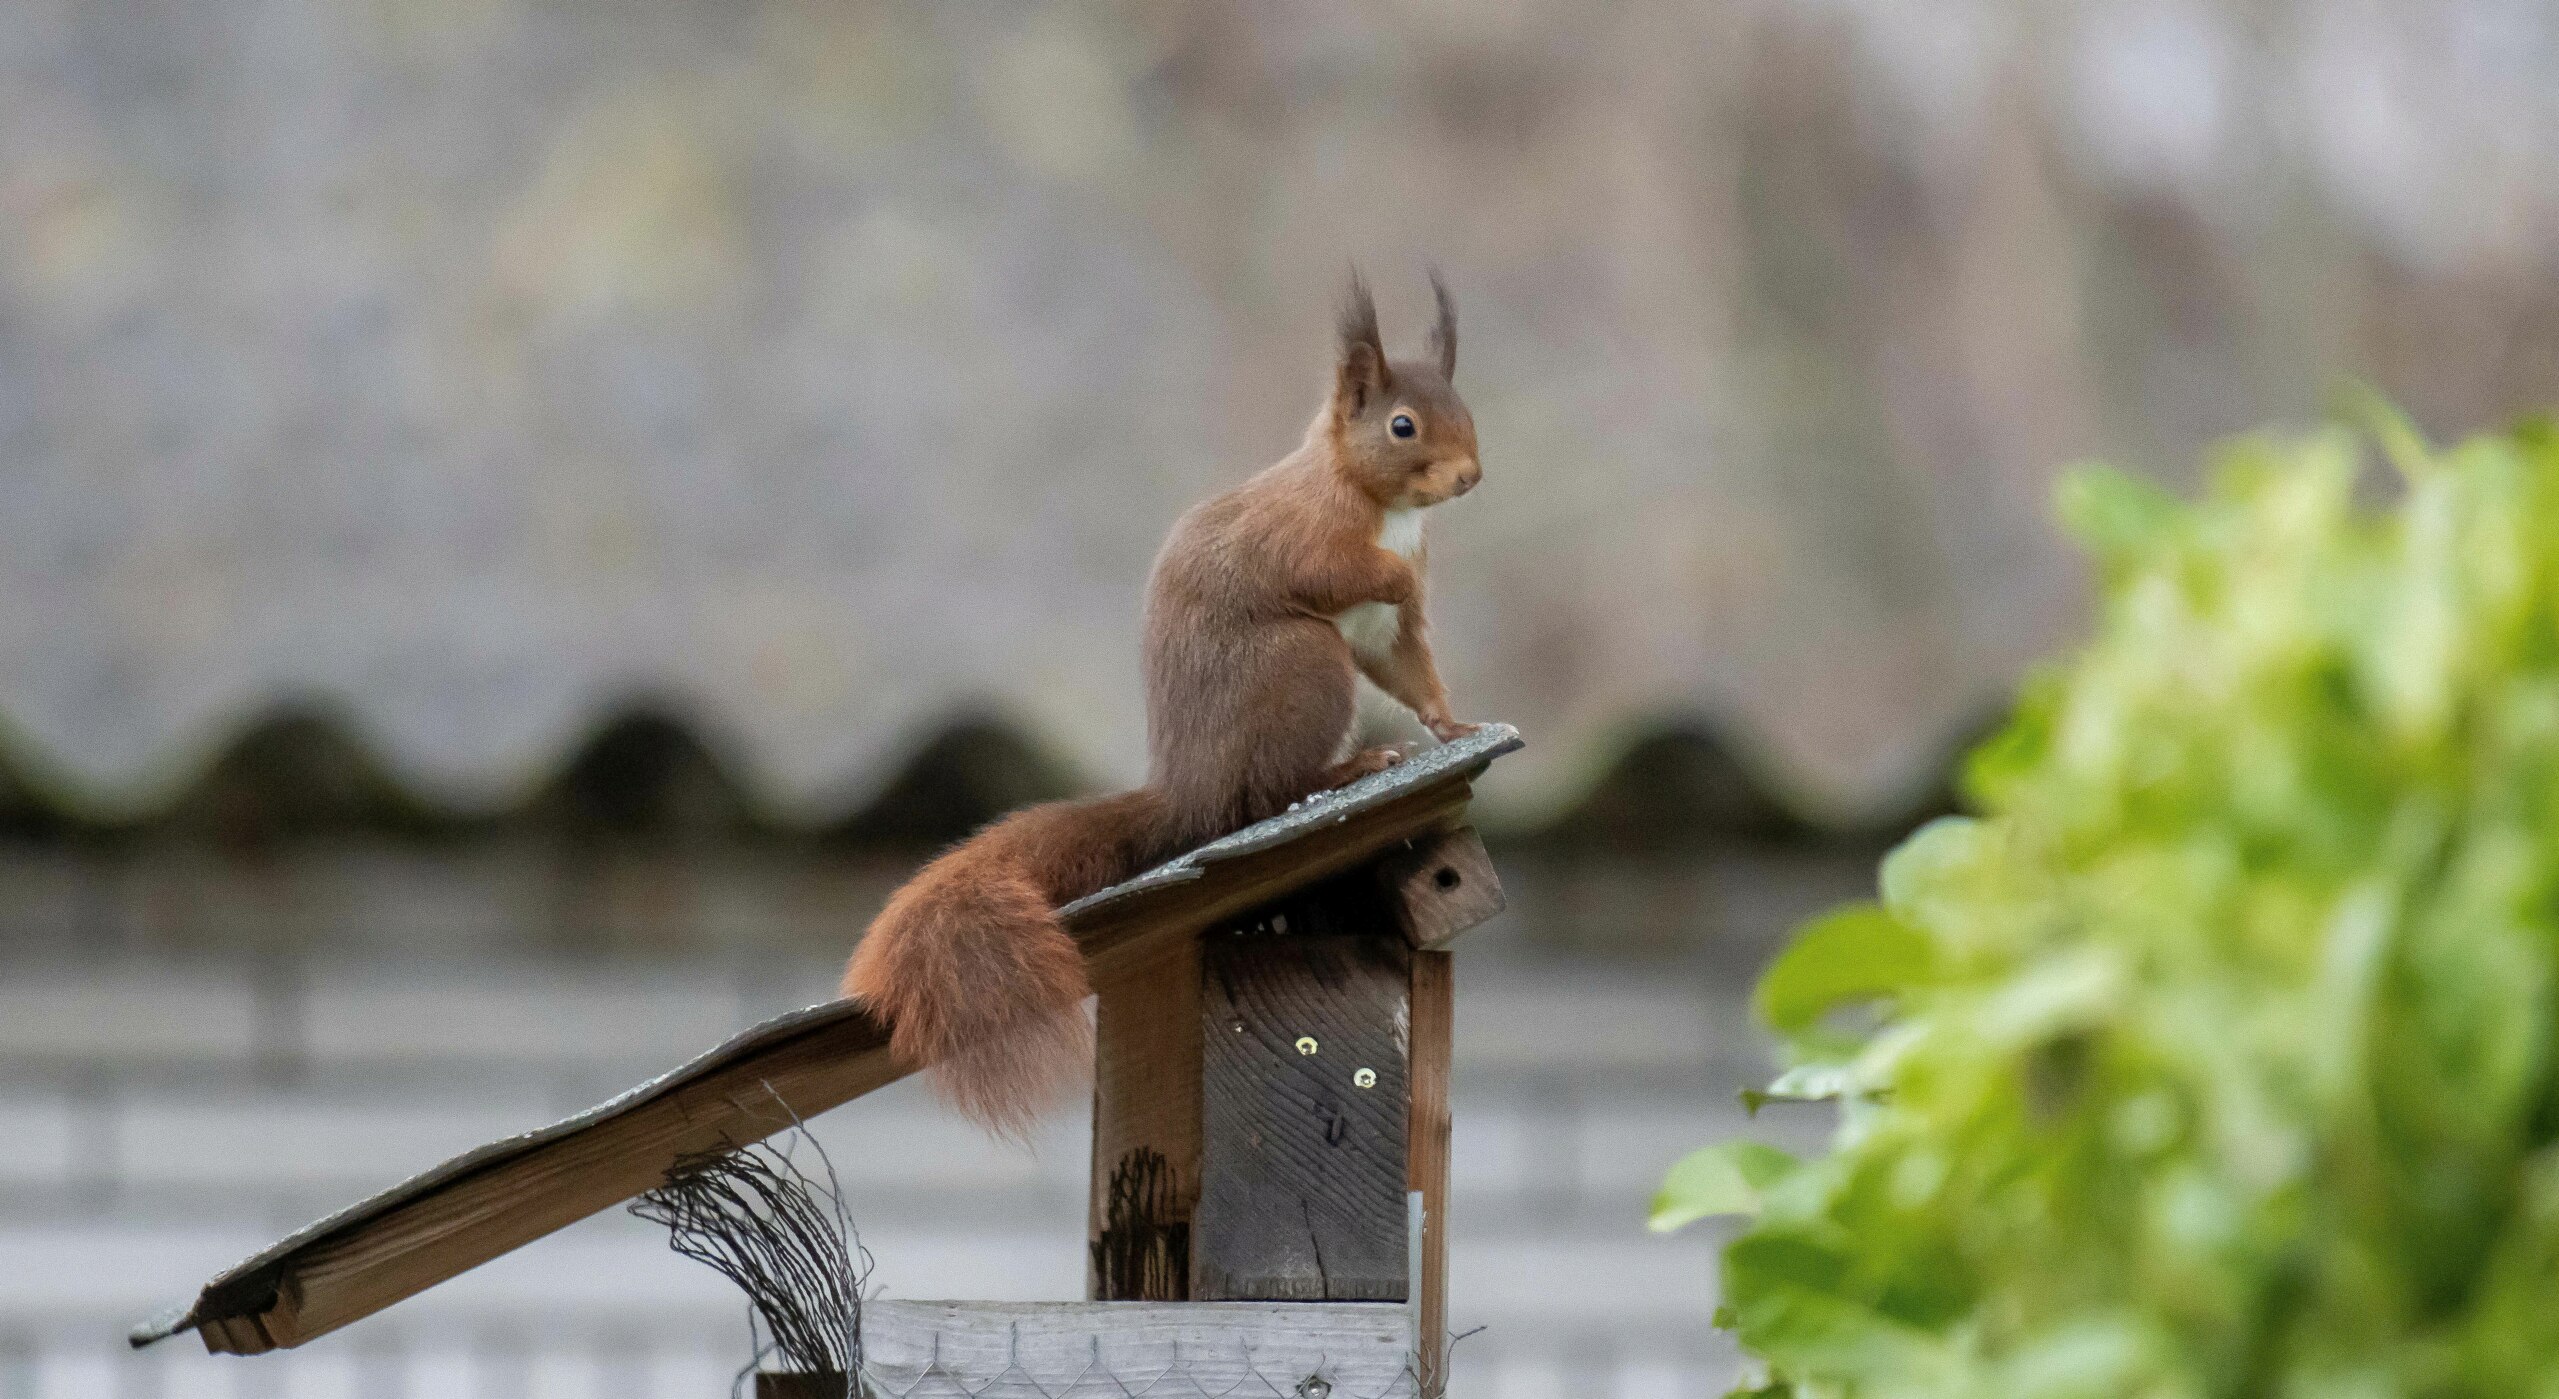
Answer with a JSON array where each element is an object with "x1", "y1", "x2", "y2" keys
[
  {"x1": 1720, "y1": 1233, "x2": 1948, "y2": 1380},
  {"x1": 2056, "y1": 464, "x2": 2184, "y2": 572},
  {"x1": 1994, "y1": 1316, "x2": 2154, "y2": 1399},
  {"x1": 1741, "y1": 1061, "x2": 1862, "y2": 1115},
  {"x1": 2330, "y1": 381, "x2": 2433, "y2": 482},
  {"x1": 1650, "y1": 1141, "x2": 1801, "y2": 1233},
  {"x1": 1754, "y1": 903, "x2": 1934, "y2": 1034}
]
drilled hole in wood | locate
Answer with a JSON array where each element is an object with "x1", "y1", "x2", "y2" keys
[{"x1": 1433, "y1": 866, "x2": 1460, "y2": 890}]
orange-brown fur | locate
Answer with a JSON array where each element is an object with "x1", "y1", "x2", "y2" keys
[{"x1": 843, "y1": 273, "x2": 1483, "y2": 1135}]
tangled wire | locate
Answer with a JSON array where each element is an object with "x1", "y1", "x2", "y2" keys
[
  {"x1": 630, "y1": 1101, "x2": 871, "y2": 1399},
  {"x1": 628, "y1": 1094, "x2": 1469, "y2": 1399}
]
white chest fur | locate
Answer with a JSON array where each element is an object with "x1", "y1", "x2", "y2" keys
[
  {"x1": 1335, "y1": 509, "x2": 1424, "y2": 660},
  {"x1": 1376, "y1": 507, "x2": 1425, "y2": 561}
]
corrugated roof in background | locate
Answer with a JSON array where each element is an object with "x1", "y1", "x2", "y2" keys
[
  {"x1": 3, "y1": 0, "x2": 2554, "y2": 826},
  {"x1": 0, "y1": 703, "x2": 1963, "y2": 843}
]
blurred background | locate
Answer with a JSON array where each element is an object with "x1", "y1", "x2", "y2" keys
[{"x1": 3, "y1": 0, "x2": 2556, "y2": 1394}]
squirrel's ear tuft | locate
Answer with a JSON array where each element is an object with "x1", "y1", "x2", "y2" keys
[
  {"x1": 1427, "y1": 271, "x2": 1456, "y2": 379},
  {"x1": 1335, "y1": 269, "x2": 1387, "y2": 415}
]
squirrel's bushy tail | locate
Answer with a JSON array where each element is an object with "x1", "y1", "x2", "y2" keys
[{"x1": 841, "y1": 788, "x2": 1176, "y2": 1138}]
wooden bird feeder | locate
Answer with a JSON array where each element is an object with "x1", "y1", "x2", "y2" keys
[{"x1": 131, "y1": 726, "x2": 1523, "y2": 1397}]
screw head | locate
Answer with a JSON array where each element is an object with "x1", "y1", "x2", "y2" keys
[
  {"x1": 1352, "y1": 1067, "x2": 1378, "y2": 1089},
  {"x1": 1295, "y1": 1036, "x2": 1319, "y2": 1056}
]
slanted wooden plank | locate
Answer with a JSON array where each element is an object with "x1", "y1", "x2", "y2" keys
[
  {"x1": 1088, "y1": 936, "x2": 1200, "y2": 1300},
  {"x1": 196, "y1": 1006, "x2": 899, "y2": 1353},
  {"x1": 1071, "y1": 781, "x2": 1474, "y2": 995},
  {"x1": 855, "y1": 1301, "x2": 1413, "y2": 1399},
  {"x1": 1407, "y1": 950, "x2": 1454, "y2": 1393},
  {"x1": 1194, "y1": 877, "x2": 1411, "y2": 1300},
  {"x1": 1373, "y1": 826, "x2": 1505, "y2": 950}
]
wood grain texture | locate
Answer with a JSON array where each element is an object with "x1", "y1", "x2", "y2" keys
[
  {"x1": 1372, "y1": 826, "x2": 1504, "y2": 950},
  {"x1": 1407, "y1": 950, "x2": 1453, "y2": 1395},
  {"x1": 215, "y1": 1009, "x2": 900, "y2": 1352},
  {"x1": 860, "y1": 1300, "x2": 1413, "y2": 1399},
  {"x1": 1194, "y1": 878, "x2": 1411, "y2": 1301},
  {"x1": 1089, "y1": 934, "x2": 1200, "y2": 1300}
]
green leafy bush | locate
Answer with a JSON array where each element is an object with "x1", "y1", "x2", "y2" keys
[{"x1": 1657, "y1": 415, "x2": 2559, "y2": 1398}]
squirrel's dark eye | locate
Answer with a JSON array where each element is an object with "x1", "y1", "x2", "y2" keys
[{"x1": 1390, "y1": 414, "x2": 1416, "y2": 439}]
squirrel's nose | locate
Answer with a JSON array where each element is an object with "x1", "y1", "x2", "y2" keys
[{"x1": 1453, "y1": 460, "x2": 1481, "y2": 495}]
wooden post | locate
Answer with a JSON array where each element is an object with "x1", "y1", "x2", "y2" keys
[
  {"x1": 1377, "y1": 826, "x2": 1490, "y2": 1393},
  {"x1": 1088, "y1": 936, "x2": 1201, "y2": 1300},
  {"x1": 1407, "y1": 949, "x2": 1454, "y2": 1394},
  {"x1": 1193, "y1": 875, "x2": 1412, "y2": 1301}
]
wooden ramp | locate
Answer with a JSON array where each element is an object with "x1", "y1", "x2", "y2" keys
[{"x1": 130, "y1": 725, "x2": 1522, "y2": 1356}]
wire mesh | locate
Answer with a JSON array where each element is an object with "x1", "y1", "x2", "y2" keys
[{"x1": 852, "y1": 1326, "x2": 1423, "y2": 1399}]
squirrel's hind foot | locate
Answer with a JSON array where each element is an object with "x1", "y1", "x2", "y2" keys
[{"x1": 1317, "y1": 746, "x2": 1405, "y2": 792}]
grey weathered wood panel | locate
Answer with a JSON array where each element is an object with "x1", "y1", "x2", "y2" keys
[
  {"x1": 856, "y1": 1300, "x2": 1413, "y2": 1399},
  {"x1": 1194, "y1": 878, "x2": 1411, "y2": 1300}
]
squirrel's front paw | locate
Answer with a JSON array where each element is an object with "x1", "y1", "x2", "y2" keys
[{"x1": 1423, "y1": 714, "x2": 1483, "y2": 743}]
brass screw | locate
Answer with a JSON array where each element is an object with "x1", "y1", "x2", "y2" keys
[
  {"x1": 1295, "y1": 1036, "x2": 1319, "y2": 1056},
  {"x1": 1352, "y1": 1068, "x2": 1377, "y2": 1089}
]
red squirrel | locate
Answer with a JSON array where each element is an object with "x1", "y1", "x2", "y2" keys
[{"x1": 842, "y1": 274, "x2": 1483, "y2": 1135}]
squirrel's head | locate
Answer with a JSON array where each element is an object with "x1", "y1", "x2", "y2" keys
[{"x1": 1325, "y1": 271, "x2": 1480, "y2": 511}]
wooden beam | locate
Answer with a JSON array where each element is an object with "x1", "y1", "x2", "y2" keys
[
  {"x1": 1088, "y1": 936, "x2": 1200, "y2": 1300},
  {"x1": 1407, "y1": 950, "x2": 1454, "y2": 1395},
  {"x1": 1194, "y1": 877, "x2": 1411, "y2": 1301},
  {"x1": 1373, "y1": 826, "x2": 1505, "y2": 950}
]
